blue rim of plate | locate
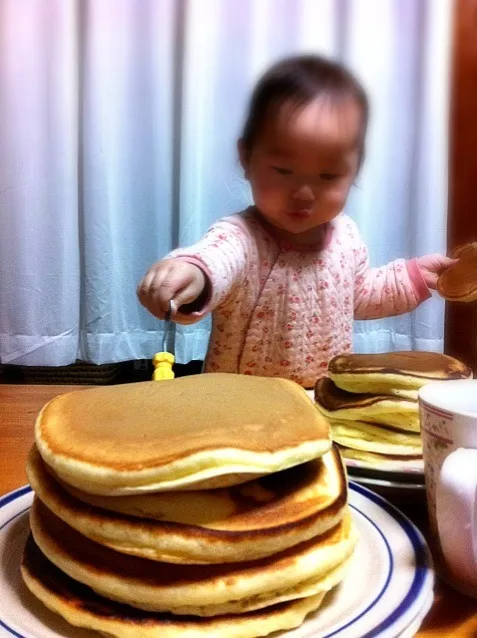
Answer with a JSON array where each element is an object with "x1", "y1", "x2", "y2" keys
[
  {"x1": 324, "y1": 482, "x2": 431, "y2": 638},
  {"x1": 0, "y1": 482, "x2": 432, "y2": 638}
]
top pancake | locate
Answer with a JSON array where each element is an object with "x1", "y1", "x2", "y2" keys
[
  {"x1": 328, "y1": 351, "x2": 471, "y2": 396},
  {"x1": 328, "y1": 351, "x2": 471, "y2": 381},
  {"x1": 35, "y1": 374, "x2": 331, "y2": 495},
  {"x1": 437, "y1": 242, "x2": 477, "y2": 302}
]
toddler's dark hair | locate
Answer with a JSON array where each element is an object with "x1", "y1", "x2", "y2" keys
[{"x1": 241, "y1": 55, "x2": 369, "y2": 168}]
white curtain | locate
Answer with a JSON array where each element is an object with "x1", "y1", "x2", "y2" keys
[{"x1": 0, "y1": 0, "x2": 452, "y2": 366}]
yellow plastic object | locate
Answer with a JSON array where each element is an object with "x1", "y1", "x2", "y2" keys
[{"x1": 152, "y1": 352, "x2": 175, "y2": 380}]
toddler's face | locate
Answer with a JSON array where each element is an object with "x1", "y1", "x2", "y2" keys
[{"x1": 240, "y1": 97, "x2": 362, "y2": 241}]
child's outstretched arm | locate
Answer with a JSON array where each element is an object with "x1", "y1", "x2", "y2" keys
[
  {"x1": 137, "y1": 218, "x2": 248, "y2": 324},
  {"x1": 352, "y1": 226, "x2": 455, "y2": 320}
]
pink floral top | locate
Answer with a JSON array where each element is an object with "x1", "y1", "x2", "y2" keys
[{"x1": 168, "y1": 209, "x2": 430, "y2": 388}]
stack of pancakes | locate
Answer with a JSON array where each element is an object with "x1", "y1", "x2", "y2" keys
[
  {"x1": 314, "y1": 352, "x2": 472, "y2": 471},
  {"x1": 22, "y1": 373, "x2": 358, "y2": 638}
]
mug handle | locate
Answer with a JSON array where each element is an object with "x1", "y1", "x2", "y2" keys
[{"x1": 436, "y1": 448, "x2": 477, "y2": 585}]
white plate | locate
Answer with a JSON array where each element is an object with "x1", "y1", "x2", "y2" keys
[
  {"x1": 0, "y1": 483, "x2": 434, "y2": 638},
  {"x1": 345, "y1": 456, "x2": 425, "y2": 498},
  {"x1": 350, "y1": 474, "x2": 424, "y2": 491},
  {"x1": 399, "y1": 590, "x2": 434, "y2": 638},
  {"x1": 344, "y1": 455, "x2": 424, "y2": 476}
]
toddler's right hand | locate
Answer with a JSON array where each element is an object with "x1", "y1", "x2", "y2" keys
[{"x1": 137, "y1": 259, "x2": 207, "y2": 320}]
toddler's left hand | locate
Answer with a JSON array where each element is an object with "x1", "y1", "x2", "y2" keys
[{"x1": 416, "y1": 254, "x2": 458, "y2": 290}]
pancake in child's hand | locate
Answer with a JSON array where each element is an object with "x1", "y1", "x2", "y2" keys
[
  {"x1": 35, "y1": 374, "x2": 331, "y2": 495},
  {"x1": 437, "y1": 242, "x2": 477, "y2": 302},
  {"x1": 449, "y1": 242, "x2": 477, "y2": 259}
]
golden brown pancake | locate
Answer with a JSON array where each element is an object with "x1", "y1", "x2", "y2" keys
[
  {"x1": 314, "y1": 377, "x2": 420, "y2": 431},
  {"x1": 449, "y1": 243, "x2": 477, "y2": 259},
  {"x1": 328, "y1": 351, "x2": 471, "y2": 396},
  {"x1": 35, "y1": 374, "x2": 331, "y2": 495},
  {"x1": 27, "y1": 444, "x2": 347, "y2": 564},
  {"x1": 21, "y1": 536, "x2": 327, "y2": 637},
  {"x1": 438, "y1": 242, "x2": 477, "y2": 302},
  {"x1": 338, "y1": 446, "x2": 424, "y2": 472},
  {"x1": 29, "y1": 499, "x2": 358, "y2": 615},
  {"x1": 329, "y1": 420, "x2": 422, "y2": 456}
]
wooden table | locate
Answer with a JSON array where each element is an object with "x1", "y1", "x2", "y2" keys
[{"x1": 1, "y1": 384, "x2": 476, "y2": 636}]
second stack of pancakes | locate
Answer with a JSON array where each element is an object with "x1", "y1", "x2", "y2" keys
[
  {"x1": 314, "y1": 352, "x2": 472, "y2": 471},
  {"x1": 23, "y1": 373, "x2": 357, "y2": 638}
]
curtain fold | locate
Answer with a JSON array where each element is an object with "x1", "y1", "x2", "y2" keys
[{"x1": 0, "y1": 0, "x2": 452, "y2": 365}]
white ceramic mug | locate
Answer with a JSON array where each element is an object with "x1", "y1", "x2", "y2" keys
[{"x1": 419, "y1": 379, "x2": 477, "y2": 598}]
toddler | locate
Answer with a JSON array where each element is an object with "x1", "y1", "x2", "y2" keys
[{"x1": 138, "y1": 55, "x2": 454, "y2": 388}]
